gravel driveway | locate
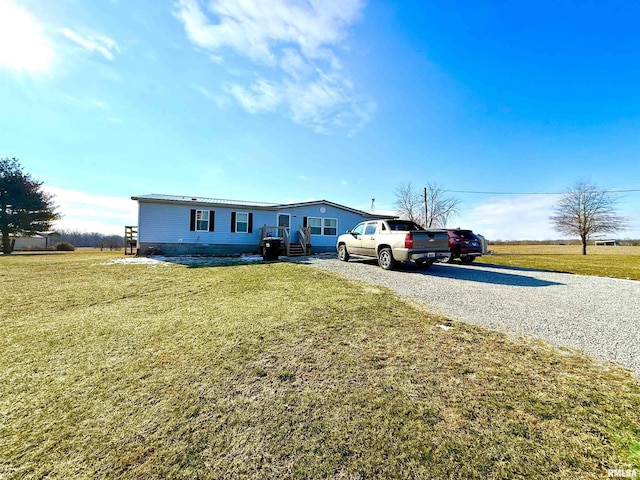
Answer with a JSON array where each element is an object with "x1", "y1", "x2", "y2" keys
[{"x1": 305, "y1": 257, "x2": 640, "y2": 376}]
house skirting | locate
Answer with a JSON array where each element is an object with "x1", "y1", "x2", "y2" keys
[{"x1": 137, "y1": 242, "x2": 335, "y2": 256}]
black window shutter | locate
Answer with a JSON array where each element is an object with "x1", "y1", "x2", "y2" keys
[
  {"x1": 248, "y1": 213, "x2": 253, "y2": 233},
  {"x1": 190, "y1": 209, "x2": 196, "y2": 231},
  {"x1": 209, "y1": 211, "x2": 215, "y2": 232},
  {"x1": 231, "y1": 212, "x2": 236, "y2": 233},
  {"x1": 303, "y1": 216, "x2": 307, "y2": 228}
]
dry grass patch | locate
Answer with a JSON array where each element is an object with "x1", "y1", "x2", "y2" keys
[
  {"x1": 1, "y1": 252, "x2": 639, "y2": 479},
  {"x1": 478, "y1": 244, "x2": 640, "y2": 280}
]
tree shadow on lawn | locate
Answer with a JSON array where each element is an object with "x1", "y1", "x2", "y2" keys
[
  {"x1": 344, "y1": 258, "x2": 565, "y2": 287},
  {"x1": 474, "y1": 261, "x2": 573, "y2": 275}
]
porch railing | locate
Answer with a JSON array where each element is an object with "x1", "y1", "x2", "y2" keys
[
  {"x1": 259, "y1": 225, "x2": 311, "y2": 255},
  {"x1": 259, "y1": 225, "x2": 290, "y2": 255},
  {"x1": 298, "y1": 226, "x2": 311, "y2": 255}
]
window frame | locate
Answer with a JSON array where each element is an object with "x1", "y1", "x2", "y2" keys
[
  {"x1": 308, "y1": 216, "x2": 322, "y2": 236},
  {"x1": 235, "y1": 212, "x2": 249, "y2": 234},
  {"x1": 323, "y1": 218, "x2": 338, "y2": 236},
  {"x1": 195, "y1": 210, "x2": 209, "y2": 232},
  {"x1": 308, "y1": 216, "x2": 339, "y2": 236}
]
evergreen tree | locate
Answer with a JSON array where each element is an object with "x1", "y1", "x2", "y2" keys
[{"x1": 0, "y1": 158, "x2": 60, "y2": 254}]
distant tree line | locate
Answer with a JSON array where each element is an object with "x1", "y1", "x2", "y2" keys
[
  {"x1": 490, "y1": 239, "x2": 640, "y2": 246},
  {"x1": 57, "y1": 230, "x2": 124, "y2": 250}
]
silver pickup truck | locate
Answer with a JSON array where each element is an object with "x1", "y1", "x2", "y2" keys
[{"x1": 336, "y1": 219, "x2": 450, "y2": 270}]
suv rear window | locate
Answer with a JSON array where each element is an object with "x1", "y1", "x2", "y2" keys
[
  {"x1": 450, "y1": 230, "x2": 476, "y2": 238},
  {"x1": 387, "y1": 221, "x2": 424, "y2": 231}
]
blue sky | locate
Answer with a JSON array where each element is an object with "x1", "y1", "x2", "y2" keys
[{"x1": 1, "y1": 0, "x2": 639, "y2": 240}]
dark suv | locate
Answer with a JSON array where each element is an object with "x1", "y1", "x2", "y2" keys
[{"x1": 444, "y1": 229, "x2": 483, "y2": 263}]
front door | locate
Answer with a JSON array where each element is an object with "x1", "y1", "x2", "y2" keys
[{"x1": 277, "y1": 214, "x2": 291, "y2": 241}]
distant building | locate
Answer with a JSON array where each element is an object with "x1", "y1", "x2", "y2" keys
[
  {"x1": 594, "y1": 239, "x2": 619, "y2": 246},
  {"x1": 10, "y1": 232, "x2": 60, "y2": 251}
]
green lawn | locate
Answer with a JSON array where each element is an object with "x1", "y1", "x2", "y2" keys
[
  {"x1": 476, "y1": 245, "x2": 640, "y2": 280},
  {"x1": 1, "y1": 252, "x2": 639, "y2": 479}
]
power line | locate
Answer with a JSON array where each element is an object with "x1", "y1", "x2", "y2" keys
[{"x1": 444, "y1": 189, "x2": 640, "y2": 195}]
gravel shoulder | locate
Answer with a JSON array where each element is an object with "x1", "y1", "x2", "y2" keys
[{"x1": 305, "y1": 257, "x2": 640, "y2": 376}]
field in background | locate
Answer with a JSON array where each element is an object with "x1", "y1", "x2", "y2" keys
[
  {"x1": 1, "y1": 251, "x2": 639, "y2": 479},
  {"x1": 477, "y1": 244, "x2": 640, "y2": 280},
  {"x1": 488, "y1": 244, "x2": 640, "y2": 255}
]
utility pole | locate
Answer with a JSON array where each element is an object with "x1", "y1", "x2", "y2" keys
[{"x1": 423, "y1": 187, "x2": 428, "y2": 228}]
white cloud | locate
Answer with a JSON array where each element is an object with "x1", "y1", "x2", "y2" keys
[
  {"x1": 175, "y1": 0, "x2": 361, "y2": 63},
  {"x1": 0, "y1": 0, "x2": 54, "y2": 72},
  {"x1": 454, "y1": 194, "x2": 562, "y2": 241},
  {"x1": 174, "y1": 0, "x2": 374, "y2": 133},
  {"x1": 63, "y1": 95, "x2": 122, "y2": 123},
  {"x1": 45, "y1": 186, "x2": 137, "y2": 235},
  {"x1": 59, "y1": 28, "x2": 119, "y2": 61},
  {"x1": 225, "y1": 79, "x2": 282, "y2": 113},
  {"x1": 193, "y1": 84, "x2": 232, "y2": 110}
]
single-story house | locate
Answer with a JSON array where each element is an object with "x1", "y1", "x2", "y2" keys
[{"x1": 131, "y1": 194, "x2": 396, "y2": 256}]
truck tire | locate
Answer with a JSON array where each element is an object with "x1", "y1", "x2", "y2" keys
[
  {"x1": 338, "y1": 244, "x2": 350, "y2": 262},
  {"x1": 461, "y1": 256, "x2": 475, "y2": 264},
  {"x1": 378, "y1": 247, "x2": 396, "y2": 270}
]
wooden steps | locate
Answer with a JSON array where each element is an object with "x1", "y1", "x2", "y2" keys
[{"x1": 287, "y1": 244, "x2": 306, "y2": 256}]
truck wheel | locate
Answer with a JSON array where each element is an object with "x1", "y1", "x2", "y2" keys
[
  {"x1": 378, "y1": 248, "x2": 396, "y2": 270},
  {"x1": 338, "y1": 244, "x2": 350, "y2": 262},
  {"x1": 461, "y1": 256, "x2": 475, "y2": 264}
]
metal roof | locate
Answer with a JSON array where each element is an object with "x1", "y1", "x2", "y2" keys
[
  {"x1": 131, "y1": 194, "x2": 396, "y2": 219},
  {"x1": 131, "y1": 194, "x2": 278, "y2": 208}
]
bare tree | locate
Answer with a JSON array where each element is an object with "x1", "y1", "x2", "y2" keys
[
  {"x1": 424, "y1": 182, "x2": 461, "y2": 228},
  {"x1": 393, "y1": 182, "x2": 460, "y2": 228},
  {"x1": 550, "y1": 179, "x2": 629, "y2": 255},
  {"x1": 393, "y1": 183, "x2": 423, "y2": 225}
]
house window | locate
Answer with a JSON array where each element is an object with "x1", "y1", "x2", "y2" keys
[
  {"x1": 308, "y1": 217, "x2": 322, "y2": 235},
  {"x1": 190, "y1": 209, "x2": 215, "y2": 232},
  {"x1": 196, "y1": 210, "x2": 209, "y2": 231},
  {"x1": 323, "y1": 218, "x2": 337, "y2": 236},
  {"x1": 236, "y1": 212, "x2": 249, "y2": 233},
  {"x1": 308, "y1": 217, "x2": 337, "y2": 236}
]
